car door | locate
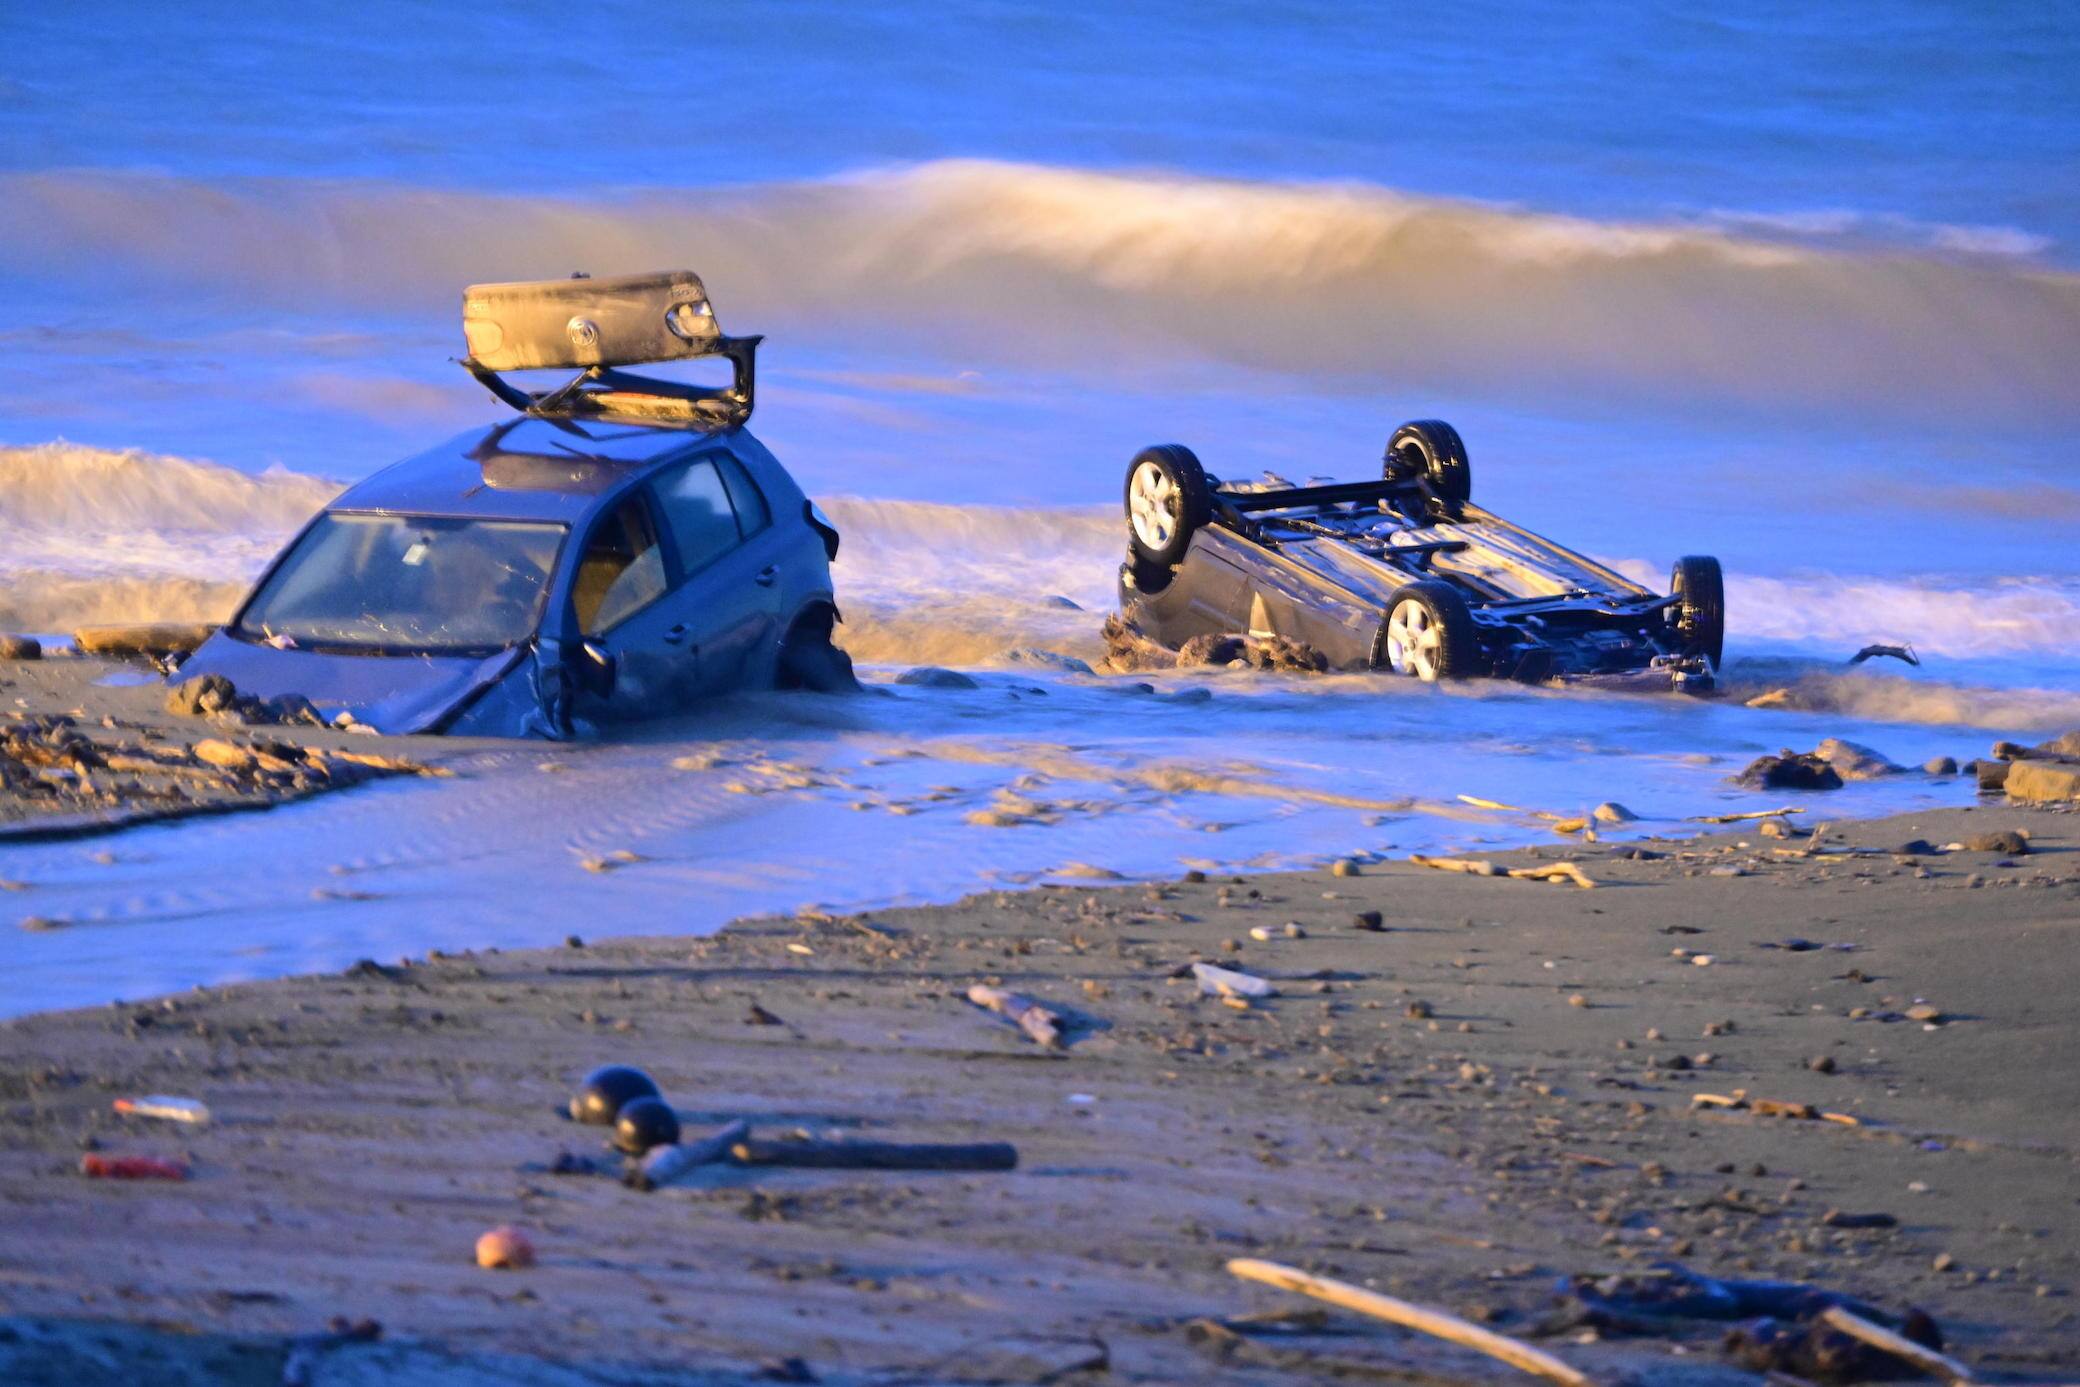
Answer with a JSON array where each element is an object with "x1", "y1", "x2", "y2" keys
[
  {"x1": 647, "y1": 450, "x2": 786, "y2": 694},
  {"x1": 567, "y1": 489, "x2": 700, "y2": 723}
]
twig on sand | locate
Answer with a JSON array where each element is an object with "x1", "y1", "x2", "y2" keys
[
  {"x1": 968, "y1": 984, "x2": 1065, "y2": 1049},
  {"x1": 1408, "y1": 855, "x2": 1503, "y2": 877},
  {"x1": 1507, "y1": 862, "x2": 1598, "y2": 889},
  {"x1": 1818, "y1": 1307, "x2": 1974, "y2": 1384},
  {"x1": 1689, "y1": 808, "x2": 1805, "y2": 824},
  {"x1": 1225, "y1": 1258, "x2": 1596, "y2": 1386},
  {"x1": 730, "y1": 1137, "x2": 1017, "y2": 1171}
]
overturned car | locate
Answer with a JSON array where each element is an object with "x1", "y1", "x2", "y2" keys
[
  {"x1": 175, "y1": 271, "x2": 853, "y2": 737},
  {"x1": 1116, "y1": 421, "x2": 1723, "y2": 690}
]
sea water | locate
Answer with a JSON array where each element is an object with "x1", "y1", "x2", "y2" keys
[{"x1": 2, "y1": 2, "x2": 2075, "y2": 1013}]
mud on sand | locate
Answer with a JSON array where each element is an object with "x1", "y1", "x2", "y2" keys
[{"x1": 0, "y1": 806, "x2": 2076, "y2": 1384}]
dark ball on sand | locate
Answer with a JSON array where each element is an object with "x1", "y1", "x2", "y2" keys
[
  {"x1": 569, "y1": 1065, "x2": 662, "y2": 1126},
  {"x1": 612, "y1": 1096, "x2": 681, "y2": 1155}
]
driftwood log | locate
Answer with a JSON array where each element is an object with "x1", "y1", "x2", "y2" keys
[
  {"x1": 1817, "y1": 1307, "x2": 1974, "y2": 1384},
  {"x1": 731, "y1": 1138, "x2": 1018, "y2": 1171},
  {"x1": 1191, "y1": 962, "x2": 1277, "y2": 999},
  {"x1": 1226, "y1": 1259, "x2": 1594, "y2": 1386},
  {"x1": 967, "y1": 984, "x2": 1064, "y2": 1048},
  {"x1": 628, "y1": 1119, "x2": 751, "y2": 1190}
]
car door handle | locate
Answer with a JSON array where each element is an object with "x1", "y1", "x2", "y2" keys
[
  {"x1": 662, "y1": 624, "x2": 689, "y2": 645},
  {"x1": 754, "y1": 565, "x2": 778, "y2": 587}
]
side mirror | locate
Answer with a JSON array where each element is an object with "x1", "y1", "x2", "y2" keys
[{"x1": 577, "y1": 640, "x2": 617, "y2": 698}]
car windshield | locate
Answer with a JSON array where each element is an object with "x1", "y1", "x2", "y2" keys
[{"x1": 235, "y1": 513, "x2": 565, "y2": 654}]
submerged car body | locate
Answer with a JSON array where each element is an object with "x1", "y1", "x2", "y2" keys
[
  {"x1": 1116, "y1": 421, "x2": 1723, "y2": 691},
  {"x1": 177, "y1": 272, "x2": 849, "y2": 737}
]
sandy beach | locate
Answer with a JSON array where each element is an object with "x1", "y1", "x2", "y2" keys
[{"x1": 2, "y1": 795, "x2": 2074, "y2": 1384}]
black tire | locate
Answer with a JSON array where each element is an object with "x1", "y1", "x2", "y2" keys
[
  {"x1": 1385, "y1": 419, "x2": 1471, "y2": 507},
  {"x1": 776, "y1": 605, "x2": 859, "y2": 692},
  {"x1": 1670, "y1": 555, "x2": 1725, "y2": 670},
  {"x1": 1378, "y1": 580, "x2": 1481, "y2": 681},
  {"x1": 1123, "y1": 444, "x2": 1213, "y2": 568}
]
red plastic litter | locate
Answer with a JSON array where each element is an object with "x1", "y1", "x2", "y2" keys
[{"x1": 81, "y1": 1153, "x2": 189, "y2": 1180}]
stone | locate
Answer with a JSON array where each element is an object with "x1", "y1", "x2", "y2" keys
[
  {"x1": 2005, "y1": 760, "x2": 2080, "y2": 806},
  {"x1": 0, "y1": 634, "x2": 41, "y2": 661},
  {"x1": 1735, "y1": 751, "x2": 1842, "y2": 791},
  {"x1": 1592, "y1": 801, "x2": 1637, "y2": 824},
  {"x1": 1808, "y1": 1055, "x2": 1836, "y2": 1074},
  {"x1": 1757, "y1": 818, "x2": 1792, "y2": 839},
  {"x1": 1961, "y1": 829, "x2": 2029, "y2": 855},
  {"x1": 1905, "y1": 1004, "x2": 1943, "y2": 1024},
  {"x1": 1330, "y1": 859, "x2": 1360, "y2": 877},
  {"x1": 997, "y1": 647, "x2": 1094, "y2": 676},
  {"x1": 894, "y1": 666, "x2": 979, "y2": 690},
  {"x1": 190, "y1": 738, "x2": 254, "y2": 771},
  {"x1": 1098, "y1": 613, "x2": 1180, "y2": 673},
  {"x1": 166, "y1": 673, "x2": 237, "y2": 717},
  {"x1": 2032, "y1": 730, "x2": 2080, "y2": 760},
  {"x1": 1351, "y1": 911, "x2": 1384, "y2": 932},
  {"x1": 1923, "y1": 756, "x2": 1957, "y2": 776},
  {"x1": 1974, "y1": 759, "x2": 2010, "y2": 792},
  {"x1": 1815, "y1": 737, "x2": 1904, "y2": 780}
]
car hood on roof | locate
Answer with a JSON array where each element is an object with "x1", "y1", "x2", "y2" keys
[{"x1": 176, "y1": 632, "x2": 529, "y2": 736}]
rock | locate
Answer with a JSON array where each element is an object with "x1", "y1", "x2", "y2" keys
[
  {"x1": 166, "y1": 673, "x2": 237, "y2": 717},
  {"x1": 1896, "y1": 838, "x2": 1937, "y2": 856},
  {"x1": 258, "y1": 693, "x2": 325, "y2": 727},
  {"x1": 1592, "y1": 801, "x2": 1637, "y2": 824},
  {"x1": 1814, "y1": 737, "x2": 1904, "y2": 780},
  {"x1": 1961, "y1": 829, "x2": 2030, "y2": 854},
  {"x1": 894, "y1": 666, "x2": 979, "y2": 690},
  {"x1": 2005, "y1": 760, "x2": 2080, "y2": 805},
  {"x1": 1923, "y1": 756, "x2": 1957, "y2": 776},
  {"x1": 475, "y1": 1224, "x2": 535, "y2": 1270},
  {"x1": 2033, "y1": 730, "x2": 2080, "y2": 760},
  {"x1": 1807, "y1": 1055, "x2": 1836, "y2": 1074},
  {"x1": 0, "y1": 634, "x2": 41, "y2": 661},
  {"x1": 997, "y1": 647, "x2": 1094, "y2": 675},
  {"x1": 1974, "y1": 759, "x2": 2010, "y2": 792},
  {"x1": 1098, "y1": 613, "x2": 1181, "y2": 673},
  {"x1": 73, "y1": 623, "x2": 215, "y2": 657},
  {"x1": 1041, "y1": 595, "x2": 1083, "y2": 610},
  {"x1": 1757, "y1": 818, "x2": 1793, "y2": 839},
  {"x1": 1351, "y1": 910, "x2": 1384, "y2": 931},
  {"x1": 1330, "y1": 859, "x2": 1361, "y2": 878},
  {"x1": 1905, "y1": 1004, "x2": 1944, "y2": 1024},
  {"x1": 190, "y1": 738, "x2": 254, "y2": 771},
  {"x1": 1735, "y1": 750, "x2": 1843, "y2": 791}
]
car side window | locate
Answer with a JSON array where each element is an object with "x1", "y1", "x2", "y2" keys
[
  {"x1": 652, "y1": 457, "x2": 744, "y2": 578},
  {"x1": 573, "y1": 495, "x2": 667, "y2": 636},
  {"x1": 718, "y1": 455, "x2": 771, "y2": 537}
]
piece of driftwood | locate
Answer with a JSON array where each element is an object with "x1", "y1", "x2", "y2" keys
[
  {"x1": 1817, "y1": 1307, "x2": 1973, "y2": 1384},
  {"x1": 968, "y1": 984, "x2": 1064, "y2": 1048},
  {"x1": 1507, "y1": 862, "x2": 1597, "y2": 889},
  {"x1": 1689, "y1": 808, "x2": 1805, "y2": 824},
  {"x1": 1226, "y1": 1259, "x2": 1595, "y2": 1386},
  {"x1": 1192, "y1": 962, "x2": 1277, "y2": 999},
  {"x1": 1408, "y1": 855, "x2": 1502, "y2": 877},
  {"x1": 628, "y1": 1119, "x2": 751, "y2": 1190},
  {"x1": 731, "y1": 1137, "x2": 1018, "y2": 1171}
]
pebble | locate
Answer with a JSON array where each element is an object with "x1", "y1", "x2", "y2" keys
[
  {"x1": 1691, "y1": 954, "x2": 1715, "y2": 967},
  {"x1": 1351, "y1": 910, "x2": 1385, "y2": 932},
  {"x1": 1932, "y1": 1252, "x2": 1955, "y2": 1273},
  {"x1": 1331, "y1": 859, "x2": 1361, "y2": 877},
  {"x1": 1808, "y1": 1054, "x2": 1836, "y2": 1074}
]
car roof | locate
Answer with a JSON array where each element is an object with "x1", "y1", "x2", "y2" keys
[{"x1": 328, "y1": 417, "x2": 724, "y2": 524}]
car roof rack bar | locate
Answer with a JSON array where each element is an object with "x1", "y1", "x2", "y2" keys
[{"x1": 1221, "y1": 477, "x2": 1421, "y2": 514}]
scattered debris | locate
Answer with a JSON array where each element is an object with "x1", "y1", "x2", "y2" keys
[
  {"x1": 1191, "y1": 962, "x2": 1277, "y2": 1000},
  {"x1": 731, "y1": 1136, "x2": 1018, "y2": 1171},
  {"x1": 112, "y1": 1095, "x2": 210, "y2": 1125},
  {"x1": 1409, "y1": 854, "x2": 1503, "y2": 877},
  {"x1": 1508, "y1": 861, "x2": 1597, "y2": 889},
  {"x1": 81, "y1": 1153, "x2": 188, "y2": 1180},
  {"x1": 1848, "y1": 643, "x2": 1919, "y2": 667},
  {"x1": 1690, "y1": 807, "x2": 1805, "y2": 824},
  {"x1": 1816, "y1": 1306, "x2": 1972, "y2": 1385}
]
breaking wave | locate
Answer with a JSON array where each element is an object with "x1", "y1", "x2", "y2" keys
[
  {"x1": 3, "y1": 442, "x2": 2074, "y2": 730},
  {"x1": 4, "y1": 162, "x2": 2078, "y2": 423}
]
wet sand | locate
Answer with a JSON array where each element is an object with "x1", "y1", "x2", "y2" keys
[
  {"x1": 0, "y1": 653, "x2": 450, "y2": 842},
  {"x1": 1, "y1": 802, "x2": 2076, "y2": 1384}
]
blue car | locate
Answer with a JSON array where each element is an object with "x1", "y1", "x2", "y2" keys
[{"x1": 177, "y1": 272, "x2": 852, "y2": 737}]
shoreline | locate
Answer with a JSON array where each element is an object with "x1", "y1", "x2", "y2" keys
[{"x1": 2, "y1": 803, "x2": 2075, "y2": 1384}]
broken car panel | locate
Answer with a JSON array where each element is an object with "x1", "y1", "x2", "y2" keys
[
  {"x1": 176, "y1": 271, "x2": 852, "y2": 737},
  {"x1": 1116, "y1": 420, "x2": 1724, "y2": 690}
]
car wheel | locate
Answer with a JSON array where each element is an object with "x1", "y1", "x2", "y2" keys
[
  {"x1": 1670, "y1": 555, "x2": 1725, "y2": 669},
  {"x1": 776, "y1": 606, "x2": 859, "y2": 692},
  {"x1": 1381, "y1": 581, "x2": 1480, "y2": 681},
  {"x1": 1386, "y1": 420, "x2": 1471, "y2": 508},
  {"x1": 1124, "y1": 445, "x2": 1213, "y2": 568}
]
